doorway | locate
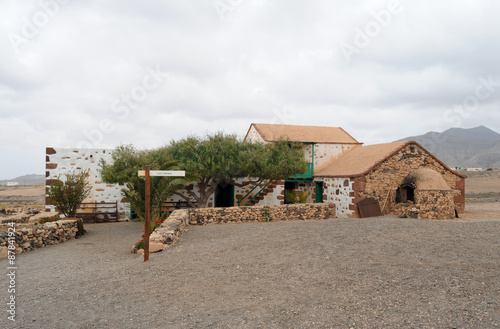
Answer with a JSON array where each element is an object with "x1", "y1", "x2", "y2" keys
[
  {"x1": 315, "y1": 181, "x2": 324, "y2": 203},
  {"x1": 215, "y1": 182, "x2": 234, "y2": 208}
]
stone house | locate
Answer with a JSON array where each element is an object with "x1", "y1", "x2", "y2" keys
[
  {"x1": 170, "y1": 123, "x2": 466, "y2": 219},
  {"x1": 46, "y1": 123, "x2": 466, "y2": 220}
]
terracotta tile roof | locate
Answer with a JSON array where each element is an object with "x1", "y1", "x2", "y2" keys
[
  {"x1": 314, "y1": 141, "x2": 467, "y2": 178},
  {"x1": 247, "y1": 123, "x2": 361, "y2": 144}
]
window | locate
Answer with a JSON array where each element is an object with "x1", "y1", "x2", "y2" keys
[{"x1": 397, "y1": 185, "x2": 415, "y2": 203}]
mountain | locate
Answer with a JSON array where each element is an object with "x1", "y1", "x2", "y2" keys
[
  {"x1": 396, "y1": 126, "x2": 500, "y2": 169},
  {"x1": 0, "y1": 174, "x2": 45, "y2": 186}
]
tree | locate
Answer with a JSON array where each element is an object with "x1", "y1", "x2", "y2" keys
[
  {"x1": 166, "y1": 132, "x2": 308, "y2": 208},
  {"x1": 100, "y1": 133, "x2": 308, "y2": 210},
  {"x1": 99, "y1": 145, "x2": 190, "y2": 226},
  {"x1": 47, "y1": 169, "x2": 92, "y2": 218}
]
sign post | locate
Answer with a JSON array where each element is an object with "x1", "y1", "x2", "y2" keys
[{"x1": 138, "y1": 168, "x2": 186, "y2": 262}]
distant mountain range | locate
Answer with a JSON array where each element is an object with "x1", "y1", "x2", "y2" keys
[
  {"x1": 396, "y1": 126, "x2": 500, "y2": 169},
  {"x1": 0, "y1": 174, "x2": 45, "y2": 186}
]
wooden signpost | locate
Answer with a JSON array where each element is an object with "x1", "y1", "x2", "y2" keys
[{"x1": 138, "y1": 166, "x2": 185, "y2": 262}]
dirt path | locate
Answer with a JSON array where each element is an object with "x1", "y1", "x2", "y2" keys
[{"x1": 1, "y1": 216, "x2": 500, "y2": 328}]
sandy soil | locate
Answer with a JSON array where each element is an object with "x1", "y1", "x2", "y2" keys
[
  {"x1": 0, "y1": 185, "x2": 44, "y2": 206},
  {"x1": 462, "y1": 170, "x2": 500, "y2": 201},
  {"x1": 0, "y1": 175, "x2": 499, "y2": 328},
  {"x1": 2, "y1": 216, "x2": 499, "y2": 329}
]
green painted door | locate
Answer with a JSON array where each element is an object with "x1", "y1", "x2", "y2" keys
[{"x1": 315, "y1": 182, "x2": 324, "y2": 203}]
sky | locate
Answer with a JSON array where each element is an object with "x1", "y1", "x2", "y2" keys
[{"x1": 1, "y1": 0, "x2": 500, "y2": 180}]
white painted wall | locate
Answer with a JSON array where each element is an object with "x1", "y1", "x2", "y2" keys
[
  {"x1": 45, "y1": 147, "x2": 129, "y2": 218},
  {"x1": 318, "y1": 177, "x2": 354, "y2": 218},
  {"x1": 244, "y1": 125, "x2": 268, "y2": 144}
]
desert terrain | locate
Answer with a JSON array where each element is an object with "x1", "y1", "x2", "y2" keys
[{"x1": 0, "y1": 174, "x2": 499, "y2": 328}]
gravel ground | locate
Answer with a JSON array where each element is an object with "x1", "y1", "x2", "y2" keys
[{"x1": 1, "y1": 213, "x2": 500, "y2": 328}]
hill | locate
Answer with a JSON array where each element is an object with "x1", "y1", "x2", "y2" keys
[
  {"x1": 0, "y1": 174, "x2": 45, "y2": 186},
  {"x1": 396, "y1": 126, "x2": 500, "y2": 169}
]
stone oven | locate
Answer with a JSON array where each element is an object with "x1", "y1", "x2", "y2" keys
[{"x1": 395, "y1": 168, "x2": 456, "y2": 220}]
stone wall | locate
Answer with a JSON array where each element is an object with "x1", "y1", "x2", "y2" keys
[
  {"x1": 187, "y1": 203, "x2": 336, "y2": 225},
  {"x1": 318, "y1": 177, "x2": 354, "y2": 218},
  {"x1": 395, "y1": 190, "x2": 455, "y2": 220},
  {"x1": 45, "y1": 147, "x2": 129, "y2": 218},
  {"x1": 351, "y1": 143, "x2": 465, "y2": 217},
  {"x1": 0, "y1": 220, "x2": 78, "y2": 258}
]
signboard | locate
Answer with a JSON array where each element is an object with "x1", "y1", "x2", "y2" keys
[{"x1": 138, "y1": 170, "x2": 185, "y2": 177}]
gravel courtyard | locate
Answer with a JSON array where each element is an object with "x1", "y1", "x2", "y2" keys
[{"x1": 2, "y1": 215, "x2": 500, "y2": 328}]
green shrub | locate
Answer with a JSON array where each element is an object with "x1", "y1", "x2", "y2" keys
[
  {"x1": 47, "y1": 170, "x2": 92, "y2": 218},
  {"x1": 75, "y1": 218, "x2": 86, "y2": 237}
]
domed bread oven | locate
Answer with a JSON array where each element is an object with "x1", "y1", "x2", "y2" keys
[{"x1": 395, "y1": 168, "x2": 456, "y2": 220}]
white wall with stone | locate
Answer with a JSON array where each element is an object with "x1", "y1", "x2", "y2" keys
[
  {"x1": 45, "y1": 147, "x2": 129, "y2": 218},
  {"x1": 318, "y1": 177, "x2": 354, "y2": 218}
]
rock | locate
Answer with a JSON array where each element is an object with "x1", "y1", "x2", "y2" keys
[
  {"x1": 0, "y1": 246, "x2": 8, "y2": 258},
  {"x1": 149, "y1": 242, "x2": 167, "y2": 253}
]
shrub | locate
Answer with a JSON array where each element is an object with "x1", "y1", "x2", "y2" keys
[
  {"x1": 285, "y1": 190, "x2": 311, "y2": 204},
  {"x1": 47, "y1": 170, "x2": 92, "y2": 218},
  {"x1": 134, "y1": 211, "x2": 170, "y2": 250}
]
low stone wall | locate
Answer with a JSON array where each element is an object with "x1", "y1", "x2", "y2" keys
[
  {"x1": 144, "y1": 210, "x2": 190, "y2": 253},
  {"x1": 188, "y1": 203, "x2": 337, "y2": 225},
  {"x1": 396, "y1": 190, "x2": 455, "y2": 220},
  {"x1": 135, "y1": 204, "x2": 336, "y2": 254},
  {"x1": 0, "y1": 220, "x2": 78, "y2": 258}
]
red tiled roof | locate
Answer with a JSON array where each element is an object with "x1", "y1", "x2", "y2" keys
[{"x1": 246, "y1": 123, "x2": 361, "y2": 144}]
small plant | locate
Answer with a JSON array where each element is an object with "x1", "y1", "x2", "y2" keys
[
  {"x1": 135, "y1": 239, "x2": 145, "y2": 250},
  {"x1": 47, "y1": 169, "x2": 92, "y2": 218},
  {"x1": 75, "y1": 218, "x2": 86, "y2": 237},
  {"x1": 285, "y1": 190, "x2": 311, "y2": 204},
  {"x1": 134, "y1": 211, "x2": 170, "y2": 250},
  {"x1": 261, "y1": 208, "x2": 271, "y2": 222}
]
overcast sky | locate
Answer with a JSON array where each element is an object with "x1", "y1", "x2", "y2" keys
[{"x1": 1, "y1": 0, "x2": 500, "y2": 179}]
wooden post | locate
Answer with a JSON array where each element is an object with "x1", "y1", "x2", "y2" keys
[
  {"x1": 138, "y1": 168, "x2": 185, "y2": 263},
  {"x1": 144, "y1": 165, "x2": 151, "y2": 262}
]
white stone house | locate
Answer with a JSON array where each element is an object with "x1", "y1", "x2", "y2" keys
[{"x1": 46, "y1": 123, "x2": 466, "y2": 219}]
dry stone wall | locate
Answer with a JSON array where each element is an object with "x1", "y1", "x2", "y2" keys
[
  {"x1": 187, "y1": 203, "x2": 336, "y2": 225},
  {"x1": 0, "y1": 220, "x2": 78, "y2": 258}
]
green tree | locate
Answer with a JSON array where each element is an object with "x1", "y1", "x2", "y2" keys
[
  {"x1": 99, "y1": 145, "x2": 189, "y2": 225},
  {"x1": 166, "y1": 132, "x2": 308, "y2": 208},
  {"x1": 100, "y1": 133, "x2": 308, "y2": 210},
  {"x1": 47, "y1": 169, "x2": 92, "y2": 218}
]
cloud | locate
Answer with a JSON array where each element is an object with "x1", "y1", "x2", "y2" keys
[{"x1": 0, "y1": 0, "x2": 499, "y2": 179}]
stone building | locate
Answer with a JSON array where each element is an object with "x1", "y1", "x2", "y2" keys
[
  {"x1": 313, "y1": 140, "x2": 465, "y2": 219},
  {"x1": 169, "y1": 123, "x2": 466, "y2": 219},
  {"x1": 46, "y1": 123, "x2": 466, "y2": 220}
]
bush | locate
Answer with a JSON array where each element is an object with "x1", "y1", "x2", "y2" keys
[
  {"x1": 47, "y1": 170, "x2": 92, "y2": 218},
  {"x1": 134, "y1": 212, "x2": 170, "y2": 250},
  {"x1": 75, "y1": 218, "x2": 86, "y2": 237}
]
